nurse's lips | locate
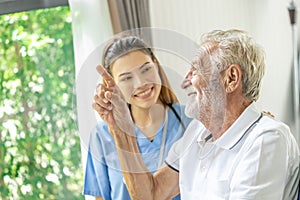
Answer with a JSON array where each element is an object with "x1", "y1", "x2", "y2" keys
[{"x1": 133, "y1": 87, "x2": 153, "y2": 98}]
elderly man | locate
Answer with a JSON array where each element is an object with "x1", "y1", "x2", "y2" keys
[{"x1": 94, "y1": 29, "x2": 300, "y2": 199}]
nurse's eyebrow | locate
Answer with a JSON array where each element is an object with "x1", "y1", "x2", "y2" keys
[
  {"x1": 118, "y1": 62, "x2": 150, "y2": 78},
  {"x1": 139, "y1": 62, "x2": 150, "y2": 70}
]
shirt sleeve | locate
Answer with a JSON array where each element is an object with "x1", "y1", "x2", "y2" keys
[
  {"x1": 165, "y1": 119, "x2": 203, "y2": 172},
  {"x1": 229, "y1": 125, "x2": 299, "y2": 200},
  {"x1": 83, "y1": 125, "x2": 111, "y2": 199},
  {"x1": 164, "y1": 144, "x2": 180, "y2": 172}
]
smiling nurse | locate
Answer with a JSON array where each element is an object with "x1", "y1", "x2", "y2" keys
[{"x1": 83, "y1": 36, "x2": 192, "y2": 200}]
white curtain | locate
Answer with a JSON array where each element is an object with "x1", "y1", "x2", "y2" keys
[{"x1": 68, "y1": 1, "x2": 113, "y2": 199}]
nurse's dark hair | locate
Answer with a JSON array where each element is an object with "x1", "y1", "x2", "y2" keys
[{"x1": 102, "y1": 35, "x2": 186, "y2": 130}]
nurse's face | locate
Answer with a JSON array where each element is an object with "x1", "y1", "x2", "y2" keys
[{"x1": 111, "y1": 50, "x2": 162, "y2": 109}]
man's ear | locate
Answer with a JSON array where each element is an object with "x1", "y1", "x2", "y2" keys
[{"x1": 223, "y1": 64, "x2": 242, "y2": 93}]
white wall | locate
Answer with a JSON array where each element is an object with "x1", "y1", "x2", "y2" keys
[
  {"x1": 68, "y1": 0, "x2": 113, "y2": 199},
  {"x1": 149, "y1": 0, "x2": 300, "y2": 140}
]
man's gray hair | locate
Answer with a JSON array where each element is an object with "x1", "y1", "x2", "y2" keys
[{"x1": 200, "y1": 29, "x2": 266, "y2": 102}]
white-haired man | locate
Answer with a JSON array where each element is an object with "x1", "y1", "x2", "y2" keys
[{"x1": 94, "y1": 29, "x2": 300, "y2": 199}]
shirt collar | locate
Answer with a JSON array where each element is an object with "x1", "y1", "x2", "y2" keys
[
  {"x1": 197, "y1": 102, "x2": 261, "y2": 150},
  {"x1": 197, "y1": 129, "x2": 213, "y2": 148},
  {"x1": 217, "y1": 102, "x2": 262, "y2": 149}
]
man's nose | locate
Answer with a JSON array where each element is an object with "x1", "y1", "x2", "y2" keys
[{"x1": 181, "y1": 70, "x2": 193, "y2": 89}]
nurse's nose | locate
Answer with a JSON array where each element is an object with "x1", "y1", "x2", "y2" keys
[{"x1": 132, "y1": 73, "x2": 147, "y2": 88}]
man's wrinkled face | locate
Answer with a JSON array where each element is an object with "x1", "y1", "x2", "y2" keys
[{"x1": 184, "y1": 43, "x2": 226, "y2": 127}]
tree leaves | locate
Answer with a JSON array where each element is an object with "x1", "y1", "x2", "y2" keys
[{"x1": 0, "y1": 6, "x2": 83, "y2": 199}]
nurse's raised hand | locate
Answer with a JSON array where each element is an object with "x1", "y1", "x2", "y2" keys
[
  {"x1": 92, "y1": 65, "x2": 113, "y2": 126},
  {"x1": 93, "y1": 65, "x2": 135, "y2": 136}
]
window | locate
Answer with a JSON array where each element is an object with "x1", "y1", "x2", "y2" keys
[{"x1": 0, "y1": 5, "x2": 83, "y2": 200}]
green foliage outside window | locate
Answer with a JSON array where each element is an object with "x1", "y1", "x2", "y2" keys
[{"x1": 0, "y1": 6, "x2": 83, "y2": 200}]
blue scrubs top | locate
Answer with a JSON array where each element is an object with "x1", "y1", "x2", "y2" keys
[{"x1": 83, "y1": 104, "x2": 192, "y2": 200}]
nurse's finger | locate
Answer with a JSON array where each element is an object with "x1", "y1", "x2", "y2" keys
[
  {"x1": 94, "y1": 94, "x2": 112, "y2": 110},
  {"x1": 96, "y1": 65, "x2": 115, "y2": 87},
  {"x1": 96, "y1": 83, "x2": 111, "y2": 103}
]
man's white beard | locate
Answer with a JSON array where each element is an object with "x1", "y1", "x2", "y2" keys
[
  {"x1": 184, "y1": 82, "x2": 225, "y2": 125},
  {"x1": 185, "y1": 95, "x2": 199, "y2": 119},
  {"x1": 185, "y1": 91, "x2": 207, "y2": 120}
]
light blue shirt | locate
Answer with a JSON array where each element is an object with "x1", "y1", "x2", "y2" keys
[{"x1": 83, "y1": 104, "x2": 192, "y2": 200}]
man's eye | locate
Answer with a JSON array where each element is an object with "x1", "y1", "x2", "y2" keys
[
  {"x1": 191, "y1": 66, "x2": 198, "y2": 74},
  {"x1": 191, "y1": 65, "x2": 198, "y2": 72}
]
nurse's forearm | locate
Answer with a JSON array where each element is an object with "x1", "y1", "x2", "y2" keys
[
  {"x1": 109, "y1": 127, "x2": 179, "y2": 200},
  {"x1": 109, "y1": 127, "x2": 156, "y2": 200}
]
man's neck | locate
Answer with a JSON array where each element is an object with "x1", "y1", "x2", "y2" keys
[{"x1": 210, "y1": 99, "x2": 252, "y2": 141}]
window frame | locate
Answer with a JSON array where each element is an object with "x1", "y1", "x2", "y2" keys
[{"x1": 0, "y1": 0, "x2": 68, "y2": 15}]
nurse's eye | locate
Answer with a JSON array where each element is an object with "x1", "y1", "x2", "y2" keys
[
  {"x1": 141, "y1": 64, "x2": 154, "y2": 73},
  {"x1": 120, "y1": 76, "x2": 132, "y2": 82}
]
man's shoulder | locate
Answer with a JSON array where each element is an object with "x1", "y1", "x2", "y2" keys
[
  {"x1": 258, "y1": 114, "x2": 291, "y2": 134},
  {"x1": 249, "y1": 115, "x2": 299, "y2": 152}
]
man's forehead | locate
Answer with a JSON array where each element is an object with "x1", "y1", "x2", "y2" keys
[
  {"x1": 192, "y1": 42, "x2": 218, "y2": 66},
  {"x1": 191, "y1": 47, "x2": 208, "y2": 67}
]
